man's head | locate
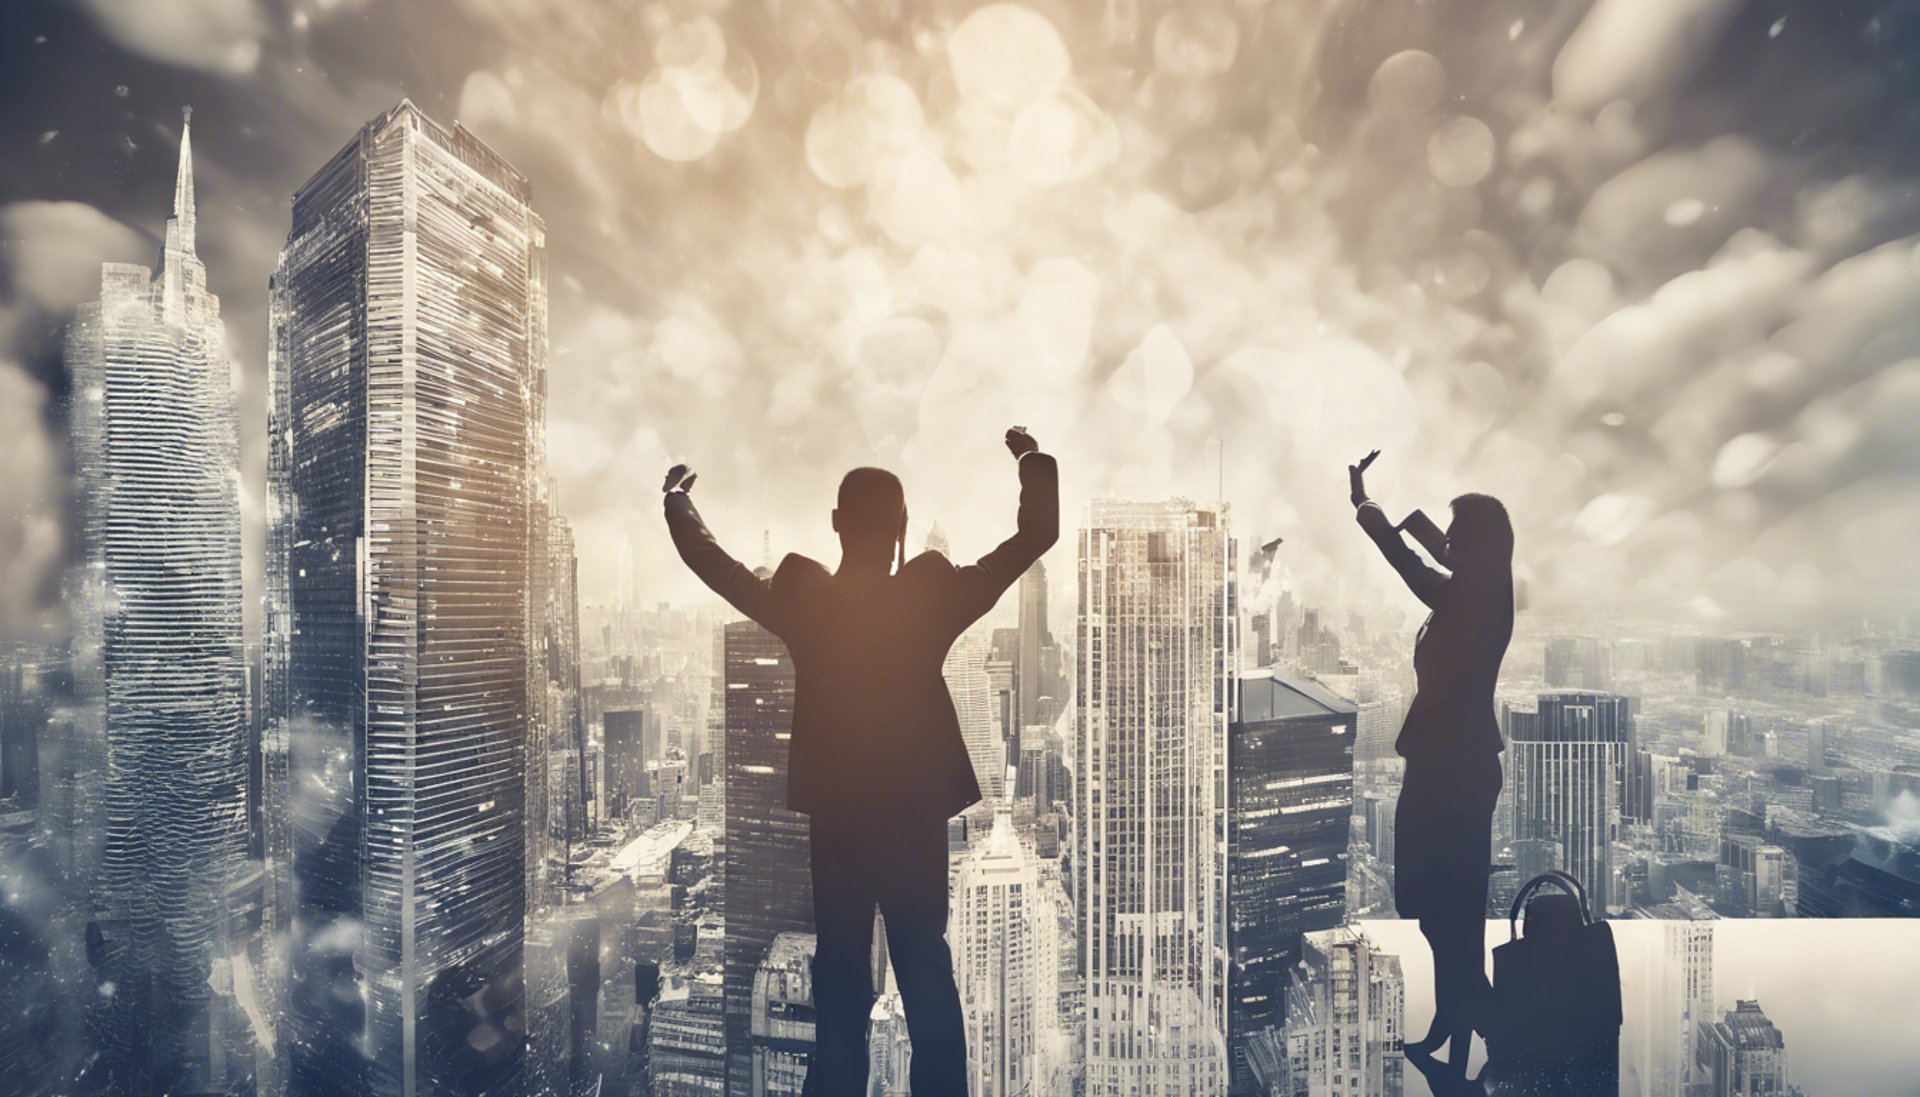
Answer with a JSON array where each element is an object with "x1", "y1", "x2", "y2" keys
[{"x1": 834, "y1": 467, "x2": 907, "y2": 566}]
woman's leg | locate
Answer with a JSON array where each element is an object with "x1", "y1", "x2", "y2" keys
[
  {"x1": 1420, "y1": 912, "x2": 1479, "y2": 1074},
  {"x1": 1414, "y1": 760, "x2": 1499, "y2": 1070}
]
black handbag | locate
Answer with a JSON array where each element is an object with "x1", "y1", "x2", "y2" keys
[{"x1": 1484, "y1": 870, "x2": 1621, "y2": 1097}]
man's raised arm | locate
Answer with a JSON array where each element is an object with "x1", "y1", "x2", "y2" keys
[
  {"x1": 948, "y1": 428, "x2": 1059, "y2": 626},
  {"x1": 662, "y1": 464, "x2": 787, "y2": 635}
]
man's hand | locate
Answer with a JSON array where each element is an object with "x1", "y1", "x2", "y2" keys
[
  {"x1": 1005, "y1": 426, "x2": 1039, "y2": 460},
  {"x1": 1348, "y1": 449, "x2": 1380, "y2": 507},
  {"x1": 663, "y1": 464, "x2": 698, "y2": 494}
]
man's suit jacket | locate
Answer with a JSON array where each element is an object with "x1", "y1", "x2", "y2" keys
[{"x1": 665, "y1": 452, "x2": 1059, "y2": 820}]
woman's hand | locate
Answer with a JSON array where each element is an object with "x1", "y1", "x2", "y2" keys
[
  {"x1": 662, "y1": 464, "x2": 697, "y2": 494},
  {"x1": 1005, "y1": 426, "x2": 1039, "y2": 459},
  {"x1": 1349, "y1": 449, "x2": 1380, "y2": 507}
]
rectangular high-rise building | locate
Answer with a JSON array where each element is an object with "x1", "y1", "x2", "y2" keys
[
  {"x1": 1227, "y1": 672, "x2": 1355, "y2": 1094},
  {"x1": 67, "y1": 110, "x2": 258, "y2": 1092},
  {"x1": 1280, "y1": 924, "x2": 1405, "y2": 1097},
  {"x1": 953, "y1": 814, "x2": 1062, "y2": 1097},
  {"x1": 1076, "y1": 498, "x2": 1236, "y2": 1095},
  {"x1": 1016, "y1": 559, "x2": 1054, "y2": 733},
  {"x1": 944, "y1": 626, "x2": 1006, "y2": 801},
  {"x1": 750, "y1": 932, "x2": 817, "y2": 1097},
  {"x1": 1508, "y1": 691, "x2": 1633, "y2": 914},
  {"x1": 722, "y1": 617, "x2": 811, "y2": 1093},
  {"x1": 604, "y1": 708, "x2": 655, "y2": 824},
  {"x1": 268, "y1": 100, "x2": 546, "y2": 1096},
  {"x1": 1641, "y1": 914, "x2": 1713, "y2": 1097}
]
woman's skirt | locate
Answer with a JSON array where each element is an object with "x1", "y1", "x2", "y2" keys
[{"x1": 1394, "y1": 754, "x2": 1503, "y2": 921}]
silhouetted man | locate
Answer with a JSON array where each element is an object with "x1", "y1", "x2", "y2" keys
[{"x1": 662, "y1": 427, "x2": 1058, "y2": 1096}]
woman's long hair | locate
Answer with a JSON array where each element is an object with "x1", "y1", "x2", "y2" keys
[{"x1": 1447, "y1": 492, "x2": 1514, "y2": 609}]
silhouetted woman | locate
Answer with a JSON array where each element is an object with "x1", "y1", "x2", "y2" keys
[{"x1": 1349, "y1": 450, "x2": 1513, "y2": 1086}]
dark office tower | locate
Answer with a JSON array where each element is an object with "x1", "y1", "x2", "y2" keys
[
  {"x1": 1510, "y1": 691, "x2": 1635, "y2": 915},
  {"x1": 722, "y1": 616, "x2": 811, "y2": 1094},
  {"x1": 66, "y1": 110, "x2": 257, "y2": 1092},
  {"x1": 0, "y1": 653, "x2": 45, "y2": 806},
  {"x1": 268, "y1": 100, "x2": 545, "y2": 1096},
  {"x1": 604, "y1": 708, "x2": 653, "y2": 823},
  {"x1": 1545, "y1": 636, "x2": 1613, "y2": 690},
  {"x1": 1226, "y1": 672, "x2": 1355, "y2": 1095}
]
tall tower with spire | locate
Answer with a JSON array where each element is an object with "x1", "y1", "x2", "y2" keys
[{"x1": 67, "y1": 107, "x2": 259, "y2": 1092}]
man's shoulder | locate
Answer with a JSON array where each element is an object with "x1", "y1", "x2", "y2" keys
[
  {"x1": 773, "y1": 553, "x2": 832, "y2": 586},
  {"x1": 898, "y1": 550, "x2": 958, "y2": 579}
]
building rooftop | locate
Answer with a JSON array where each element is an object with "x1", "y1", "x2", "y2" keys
[
  {"x1": 1717, "y1": 1001, "x2": 1785, "y2": 1051},
  {"x1": 1239, "y1": 669, "x2": 1358, "y2": 722},
  {"x1": 610, "y1": 818, "x2": 694, "y2": 879}
]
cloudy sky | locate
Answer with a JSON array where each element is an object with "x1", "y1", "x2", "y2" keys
[{"x1": 4, "y1": 0, "x2": 1920, "y2": 634}]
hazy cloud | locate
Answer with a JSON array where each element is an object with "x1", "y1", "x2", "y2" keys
[
  {"x1": 0, "y1": 201, "x2": 147, "y2": 642},
  {"x1": 76, "y1": 0, "x2": 269, "y2": 75},
  {"x1": 11, "y1": 0, "x2": 1920, "y2": 624}
]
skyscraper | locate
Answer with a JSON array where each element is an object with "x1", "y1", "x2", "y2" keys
[
  {"x1": 750, "y1": 932, "x2": 817, "y2": 1097},
  {"x1": 1508, "y1": 691, "x2": 1633, "y2": 913},
  {"x1": 1016, "y1": 558, "x2": 1051, "y2": 732},
  {"x1": 531, "y1": 501, "x2": 584, "y2": 913},
  {"x1": 67, "y1": 109, "x2": 257, "y2": 1091},
  {"x1": 1279, "y1": 924, "x2": 1405, "y2": 1097},
  {"x1": 953, "y1": 812, "x2": 1061, "y2": 1097},
  {"x1": 944, "y1": 626, "x2": 1005, "y2": 802},
  {"x1": 1698, "y1": 1000, "x2": 1787, "y2": 1097},
  {"x1": 268, "y1": 100, "x2": 546, "y2": 1095},
  {"x1": 722, "y1": 615, "x2": 811, "y2": 1094},
  {"x1": 1227, "y1": 672, "x2": 1355, "y2": 1094},
  {"x1": 1076, "y1": 498, "x2": 1236, "y2": 1095},
  {"x1": 1642, "y1": 913, "x2": 1713, "y2": 1097}
]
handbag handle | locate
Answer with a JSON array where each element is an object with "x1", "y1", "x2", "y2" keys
[{"x1": 1507, "y1": 869, "x2": 1593, "y2": 941}]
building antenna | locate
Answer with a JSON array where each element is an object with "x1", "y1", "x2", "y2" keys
[{"x1": 1216, "y1": 436, "x2": 1225, "y2": 504}]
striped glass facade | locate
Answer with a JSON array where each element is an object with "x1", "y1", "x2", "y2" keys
[
  {"x1": 66, "y1": 112, "x2": 257, "y2": 1092},
  {"x1": 268, "y1": 100, "x2": 545, "y2": 1097},
  {"x1": 721, "y1": 616, "x2": 811, "y2": 1094},
  {"x1": 1508, "y1": 690, "x2": 1634, "y2": 915},
  {"x1": 1226, "y1": 672, "x2": 1355, "y2": 1094}
]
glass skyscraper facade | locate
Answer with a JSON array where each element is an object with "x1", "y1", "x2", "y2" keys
[
  {"x1": 267, "y1": 100, "x2": 547, "y2": 1096},
  {"x1": 1075, "y1": 498, "x2": 1237, "y2": 1095},
  {"x1": 1509, "y1": 690, "x2": 1635, "y2": 914},
  {"x1": 1226, "y1": 671, "x2": 1355, "y2": 1094},
  {"x1": 721, "y1": 615, "x2": 812, "y2": 1093},
  {"x1": 66, "y1": 110, "x2": 257, "y2": 1093}
]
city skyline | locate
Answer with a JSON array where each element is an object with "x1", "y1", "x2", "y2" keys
[
  {"x1": 7, "y1": 92, "x2": 1920, "y2": 1086},
  {"x1": 6, "y1": 4, "x2": 1920, "y2": 1097}
]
